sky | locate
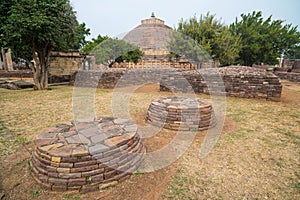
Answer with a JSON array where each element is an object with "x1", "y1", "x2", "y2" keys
[{"x1": 70, "y1": 0, "x2": 300, "y2": 41}]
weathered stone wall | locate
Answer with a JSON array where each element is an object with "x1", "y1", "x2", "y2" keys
[
  {"x1": 0, "y1": 70, "x2": 33, "y2": 78},
  {"x1": 0, "y1": 51, "x2": 83, "y2": 84},
  {"x1": 70, "y1": 66, "x2": 282, "y2": 101},
  {"x1": 274, "y1": 71, "x2": 300, "y2": 83},
  {"x1": 71, "y1": 69, "x2": 126, "y2": 89},
  {"x1": 282, "y1": 59, "x2": 300, "y2": 72},
  {"x1": 160, "y1": 66, "x2": 282, "y2": 101},
  {"x1": 71, "y1": 68, "x2": 192, "y2": 90},
  {"x1": 49, "y1": 51, "x2": 84, "y2": 83},
  {"x1": 220, "y1": 67, "x2": 282, "y2": 100}
]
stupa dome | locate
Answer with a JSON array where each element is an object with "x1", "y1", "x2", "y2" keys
[{"x1": 123, "y1": 13, "x2": 172, "y2": 52}]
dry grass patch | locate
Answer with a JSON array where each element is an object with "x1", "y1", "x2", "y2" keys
[
  {"x1": 0, "y1": 82, "x2": 299, "y2": 199},
  {"x1": 166, "y1": 85, "x2": 300, "y2": 199}
]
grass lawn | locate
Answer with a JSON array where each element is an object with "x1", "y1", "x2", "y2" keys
[{"x1": 0, "y1": 82, "x2": 299, "y2": 199}]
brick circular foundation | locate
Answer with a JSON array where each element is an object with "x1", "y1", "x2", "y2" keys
[
  {"x1": 146, "y1": 96, "x2": 217, "y2": 131},
  {"x1": 31, "y1": 117, "x2": 144, "y2": 193}
]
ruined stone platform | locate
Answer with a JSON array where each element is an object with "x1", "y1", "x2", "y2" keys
[
  {"x1": 31, "y1": 117, "x2": 144, "y2": 193},
  {"x1": 146, "y1": 96, "x2": 217, "y2": 131}
]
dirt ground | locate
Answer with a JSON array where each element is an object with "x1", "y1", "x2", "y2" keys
[{"x1": 0, "y1": 81, "x2": 299, "y2": 200}]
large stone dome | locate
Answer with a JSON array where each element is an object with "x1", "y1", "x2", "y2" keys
[{"x1": 123, "y1": 13, "x2": 172, "y2": 55}]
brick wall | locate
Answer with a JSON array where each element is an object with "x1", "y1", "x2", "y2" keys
[
  {"x1": 160, "y1": 66, "x2": 282, "y2": 101},
  {"x1": 0, "y1": 70, "x2": 33, "y2": 78},
  {"x1": 49, "y1": 51, "x2": 84, "y2": 83},
  {"x1": 71, "y1": 66, "x2": 282, "y2": 101},
  {"x1": 274, "y1": 71, "x2": 300, "y2": 83}
]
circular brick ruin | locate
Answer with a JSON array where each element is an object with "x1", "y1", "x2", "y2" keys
[
  {"x1": 31, "y1": 117, "x2": 144, "y2": 193},
  {"x1": 146, "y1": 96, "x2": 217, "y2": 131}
]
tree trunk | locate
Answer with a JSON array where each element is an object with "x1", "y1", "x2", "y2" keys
[{"x1": 31, "y1": 51, "x2": 49, "y2": 90}]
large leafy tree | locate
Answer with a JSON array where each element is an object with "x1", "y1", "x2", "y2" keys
[
  {"x1": 0, "y1": 0, "x2": 14, "y2": 47},
  {"x1": 1, "y1": 0, "x2": 90, "y2": 90},
  {"x1": 230, "y1": 11, "x2": 300, "y2": 66},
  {"x1": 168, "y1": 31, "x2": 211, "y2": 64},
  {"x1": 80, "y1": 34, "x2": 109, "y2": 54},
  {"x1": 176, "y1": 13, "x2": 241, "y2": 65},
  {"x1": 92, "y1": 38, "x2": 143, "y2": 66}
]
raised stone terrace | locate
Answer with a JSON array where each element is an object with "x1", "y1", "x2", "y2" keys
[
  {"x1": 146, "y1": 96, "x2": 217, "y2": 131},
  {"x1": 31, "y1": 117, "x2": 144, "y2": 193}
]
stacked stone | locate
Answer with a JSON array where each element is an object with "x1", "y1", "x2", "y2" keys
[
  {"x1": 146, "y1": 96, "x2": 217, "y2": 131},
  {"x1": 160, "y1": 66, "x2": 282, "y2": 101},
  {"x1": 70, "y1": 66, "x2": 282, "y2": 101},
  {"x1": 48, "y1": 51, "x2": 83, "y2": 77},
  {"x1": 31, "y1": 117, "x2": 144, "y2": 193},
  {"x1": 274, "y1": 71, "x2": 300, "y2": 83},
  {"x1": 0, "y1": 70, "x2": 33, "y2": 78},
  {"x1": 219, "y1": 66, "x2": 282, "y2": 100}
]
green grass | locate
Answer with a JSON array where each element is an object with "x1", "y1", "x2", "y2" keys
[
  {"x1": 63, "y1": 194, "x2": 80, "y2": 199},
  {"x1": 166, "y1": 174, "x2": 194, "y2": 199},
  {"x1": 134, "y1": 169, "x2": 144, "y2": 176},
  {"x1": 27, "y1": 158, "x2": 33, "y2": 172},
  {"x1": 14, "y1": 136, "x2": 29, "y2": 145},
  {"x1": 29, "y1": 186, "x2": 40, "y2": 197}
]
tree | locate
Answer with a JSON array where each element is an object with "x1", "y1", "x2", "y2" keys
[
  {"x1": 69, "y1": 23, "x2": 91, "y2": 50},
  {"x1": 1, "y1": 0, "x2": 90, "y2": 90},
  {"x1": 80, "y1": 34, "x2": 109, "y2": 54},
  {"x1": 0, "y1": 0, "x2": 14, "y2": 48},
  {"x1": 167, "y1": 31, "x2": 211, "y2": 64},
  {"x1": 176, "y1": 13, "x2": 241, "y2": 65},
  {"x1": 286, "y1": 45, "x2": 300, "y2": 59},
  {"x1": 92, "y1": 38, "x2": 143, "y2": 66},
  {"x1": 230, "y1": 11, "x2": 300, "y2": 65}
]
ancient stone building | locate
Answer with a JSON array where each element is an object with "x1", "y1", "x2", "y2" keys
[
  {"x1": 109, "y1": 13, "x2": 197, "y2": 69},
  {"x1": 123, "y1": 12, "x2": 172, "y2": 62},
  {"x1": 48, "y1": 51, "x2": 84, "y2": 83}
]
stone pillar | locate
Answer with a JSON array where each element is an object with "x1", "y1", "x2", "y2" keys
[
  {"x1": 2, "y1": 48, "x2": 13, "y2": 71},
  {"x1": 1, "y1": 48, "x2": 5, "y2": 70},
  {"x1": 0, "y1": 53, "x2": 3, "y2": 70},
  {"x1": 6, "y1": 48, "x2": 13, "y2": 71}
]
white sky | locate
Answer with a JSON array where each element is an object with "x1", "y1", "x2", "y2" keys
[{"x1": 70, "y1": 0, "x2": 300, "y2": 40}]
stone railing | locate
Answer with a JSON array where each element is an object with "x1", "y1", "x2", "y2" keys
[{"x1": 110, "y1": 61, "x2": 195, "y2": 70}]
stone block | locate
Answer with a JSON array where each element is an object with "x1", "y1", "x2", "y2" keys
[
  {"x1": 82, "y1": 168, "x2": 105, "y2": 177},
  {"x1": 71, "y1": 146, "x2": 89, "y2": 157},
  {"x1": 68, "y1": 178, "x2": 86, "y2": 187},
  {"x1": 59, "y1": 162, "x2": 73, "y2": 168},
  {"x1": 81, "y1": 183, "x2": 99, "y2": 193},
  {"x1": 48, "y1": 177, "x2": 68, "y2": 185},
  {"x1": 59, "y1": 173, "x2": 82, "y2": 179},
  {"x1": 91, "y1": 174, "x2": 104, "y2": 182},
  {"x1": 71, "y1": 164, "x2": 99, "y2": 173},
  {"x1": 52, "y1": 184, "x2": 67, "y2": 191},
  {"x1": 57, "y1": 168, "x2": 70, "y2": 173},
  {"x1": 51, "y1": 156, "x2": 61, "y2": 163},
  {"x1": 74, "y1": 160, "x2": 98, "y2": 168},
  {"x1": 89, "y1": 144, "x2": 110, "y2": 155},
  {"x1": 47, "y1": 172, "x2": 59, "y2": 178}
]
